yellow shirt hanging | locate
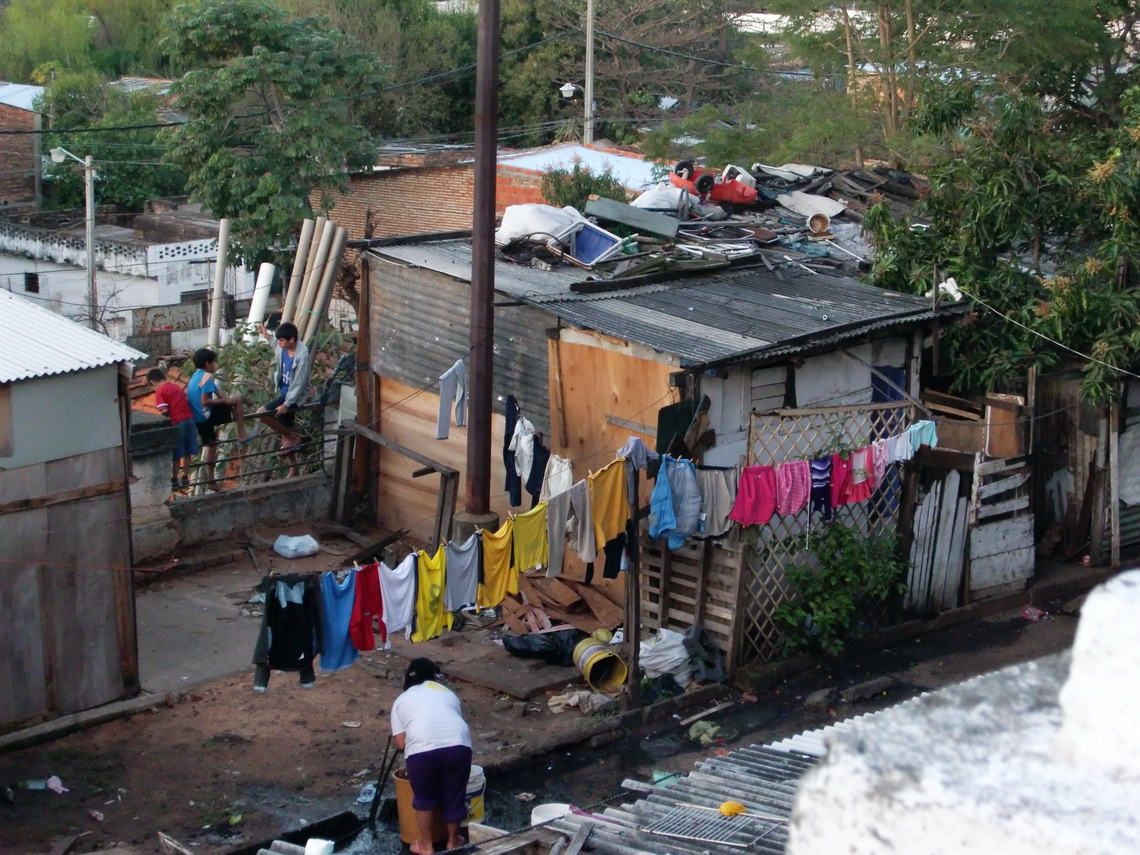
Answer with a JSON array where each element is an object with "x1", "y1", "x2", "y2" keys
[
  {"x1": 589, "y1": 459, "x2": 629, "y2": 547},
  {"x1": 411, "y1": 545, "x2": 451, "y2": 642},
  {"x1": 512, "y1": 501, "x2": 548, "y2": 572},
  {"x1": 478, "y1": 518, "x2": 517, "y2": 608}
]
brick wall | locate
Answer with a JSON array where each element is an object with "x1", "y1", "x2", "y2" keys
[
  {"x1": 0, "y1": 103, "x2": 37, "y2": 206},
  {"x1": 318, "y1": 164, "x2": 549, "y2": 240}
]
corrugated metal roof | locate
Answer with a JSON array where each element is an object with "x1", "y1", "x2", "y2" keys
[
  {"x1": 371, "y1": 239, "x2": 939, "y2": 367},
  {"x1": 0, "y1": 290, "x2": 146, "y2": 383},
  {"x1": 0, "y1": 81, "x2": 43, "y2": 112},
  {"x1": 370, "y1": 258, "x2": 552, "y2": 435},
  {"x1": 548, "y1": 745, "x2": 816, "y2": 854}
]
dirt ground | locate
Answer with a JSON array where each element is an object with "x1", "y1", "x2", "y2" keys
[{"x1": 0, "y1": 533, "x2": 1090, "y2": 855}]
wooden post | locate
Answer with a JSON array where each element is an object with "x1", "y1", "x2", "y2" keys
[
  {"x1": 352, "y1": 255, "x2": 375, "y2": 520},
  {"x1": 625, "y1": 478, "x2": 642, "y2": 709},
  {"x1": 548, "y1": 333, "x2": 569, "y2": 450},
  {"x1": 1110, "y1": 396, "x2": 1121, "y2": 570}
]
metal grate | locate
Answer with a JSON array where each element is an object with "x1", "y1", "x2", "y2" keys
[
  {"x1": 641, "y1": 805, "x2": 782, "y2": 848},
  {"x1": 739, "y1": 402, "x2": 914, "y2": 664}
]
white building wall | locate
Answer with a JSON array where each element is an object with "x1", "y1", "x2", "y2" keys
[
  {"x1": 2, "y1": 365, "x2": 123, "y2": 469},
  {"x1": 0, "y1": 226, "x2": 253, "y2": 341}
]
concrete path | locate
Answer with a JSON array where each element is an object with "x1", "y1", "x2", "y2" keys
[{"x1": 135, "y1": 561, "x2": 264, "y2": 693}]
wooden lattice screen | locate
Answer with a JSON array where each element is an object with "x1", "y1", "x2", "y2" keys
[{"x1": 739, "y1": 403, "x2": 916, "y2": 663}]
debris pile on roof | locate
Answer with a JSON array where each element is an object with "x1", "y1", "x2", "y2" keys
[{"x1": 495, "y1": 160, "x2": 926, "y2": 282}]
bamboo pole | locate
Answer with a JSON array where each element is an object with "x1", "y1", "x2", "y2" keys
[
  {"x1": 281, "y1": 218, "x2": 315, "y2": 325},
  {"x1": 294, "y1": 219, "x2": 334, "y2": 334},
  {"x1": 305, "y1": 226, "x2": 347, "y2": 343}
]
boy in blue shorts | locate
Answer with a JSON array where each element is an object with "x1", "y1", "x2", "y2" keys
[
  {"x1": 148, "y1": 367, "x2": 198, "y2": 492},
  {"x1": 187, "y1": 348, "x2": 251, "y2": 491}
]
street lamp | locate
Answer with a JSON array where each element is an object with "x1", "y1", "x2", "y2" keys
[
  {"x1": 558, "y1": 0, "x2": 595, "y2": 143},
  {"x1": 50, "y1": 146, "x2": 98, "y2": 330}
]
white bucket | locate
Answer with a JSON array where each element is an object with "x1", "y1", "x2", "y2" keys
[
  {"x1": 807, "y1": 212, "x2": 831, "y2": 234},
  {"x1": 530, "y1": 803, "x2": 571, "y2": 826},
  {"x1": 463, "y1": 765, "x2": 486, "y2": 826}
]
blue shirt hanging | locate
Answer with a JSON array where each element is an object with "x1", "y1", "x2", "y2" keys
[{"x1": 319, "y1": 570, "x2": 359, "y2": 671}]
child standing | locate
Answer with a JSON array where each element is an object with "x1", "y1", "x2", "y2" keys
[
  {"x1": 148, "y1": 367, "x2": 198, "y2": 492},
  {"x1": 187, "y1": 348, "x2": 251, "y2": 491}
]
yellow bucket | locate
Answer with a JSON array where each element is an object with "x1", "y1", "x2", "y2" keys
[{"x1": 573, "y1": 637, "x2": 628, "y2": 694}]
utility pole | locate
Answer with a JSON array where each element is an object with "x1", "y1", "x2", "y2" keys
[
  {"x1": 50, "y1": 147, "x2": 98, "y2": 330},
  {"x1": 463, "y1": 0, "x2": 501, "y2": 521},
  {"x1": 585, "y1": 0, "x2": 595, "y2": 144}
]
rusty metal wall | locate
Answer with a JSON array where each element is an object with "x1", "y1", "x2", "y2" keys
[{"x1": 369, "y1": 261, "x2": 551, "y2": 436}]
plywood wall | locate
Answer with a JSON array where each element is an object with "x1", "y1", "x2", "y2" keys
[
  {"x1": 0, "y1": 445, "x2": 136, "y2": 733},
  {"x1": 376, "y1": 378, "x2": 515, "y2": 544},
  {"x1": 550, "y1": 333, "x2": 679, "y2": 601}
]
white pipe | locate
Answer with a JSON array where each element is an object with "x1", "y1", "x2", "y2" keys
[
  {"x1": 281, "y1": 218, "x2": 315, "y2": 324},
  {"x1": 295, "y1": 221, "x2": 334, "y2": 335},
  {"x1": 245, "y1": 262, "x2": 276, "y2": 338},
  {"x1": 207, "y1": 218, "x2": 230, "y2": 347},
  {"x1": 305, "y1": 226, "x2": 347, "y2": 343}
]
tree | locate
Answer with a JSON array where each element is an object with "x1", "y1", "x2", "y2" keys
[
  {"x1": 279, "y1": 0, "x2": 478, "y2": 138},
  {"x1": 40, "y1": 72, "x2": 186, "y2": 211},
  {"x1": 162, "y1": 0, "x2": 386, "y2": 265},
  {"x1": 865, "y1": 85, "x2": 1140, "y2": 403},
  {"x1": 497, "y1": 0, "x2": 752, "y2": 147},
  {"x1": 0, "y1": 0, "x2": 178, "y2": 79}
]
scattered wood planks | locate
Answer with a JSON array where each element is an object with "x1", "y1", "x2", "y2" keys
[{"x1": 500, "y1": 573, "x2": 624, "y2": 634}]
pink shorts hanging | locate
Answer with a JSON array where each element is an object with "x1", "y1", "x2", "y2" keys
[
  {"x1": 729, "y1": 465, "x2": 778, "y2": 526},
  {"x1": 774, "y1": 460, "x2": 810, "y2": 515}
]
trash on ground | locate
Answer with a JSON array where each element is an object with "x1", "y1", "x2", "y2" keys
[
  {"x1": 516, "y1": 792, "x2": 536, "y2": 802},
  {"x1": 46, "y1": 776, "x2": 68, "y2": 794},
  {"x1": 356, "y1": 783, "x2": 377, "y2": 804},
  {"x1": 342, "y1": 721, "x2": 361, "y2": 728},
  {"x1": 87, "y1": 809, "x2": 105, "y2": 822},
  {"x1": 272, "y1": 534, "x2": 320, "y2": 559},
  {"x1": 1019, "y1": 606, "x2": 1048, "y2": 622}
]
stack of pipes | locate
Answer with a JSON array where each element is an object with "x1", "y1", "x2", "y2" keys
[{"x1": 278, "y1": 217, "x2": 350, "y2": 344}]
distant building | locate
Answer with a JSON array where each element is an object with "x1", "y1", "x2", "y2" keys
[
  {"x1": 0, "y1": 199, "x2": 254, "y2": 349},
  {"x1": 0, "y1": 81, "x2": 45, "y2": 210}
]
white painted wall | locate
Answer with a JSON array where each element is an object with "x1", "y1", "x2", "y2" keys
[
  {"x1": 0, "y1": 226, "x2": 254, "y2": 342},
  {"x1": 700, "y1": 364, "x2": 749, "y2": 467},
  {"x1": 787, "y1": 571, "x2": 1140, "y2": 855},
  {"x1": 2, "y1": 365, "x2": 123, "y2": 469}
]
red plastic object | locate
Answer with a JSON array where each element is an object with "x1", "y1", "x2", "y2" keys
[{"x1": 670, "y1": 162, "x2": 758, "y2": 205}]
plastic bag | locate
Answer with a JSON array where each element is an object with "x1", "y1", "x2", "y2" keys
[
  {"x1": 501, "y1": 629, "x2": 588, "y2": 666},
  {"x1": 640, "y1": 628, "x2": 692, "y2": 687},
  {"x1": 272, "y1": 534, "x2": 320, "y2": 559},
  {"x1": 495, "y1": 204, "x2": 585, "y2": 247}
]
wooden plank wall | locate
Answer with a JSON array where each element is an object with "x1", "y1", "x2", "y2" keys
[
  {"x1": 968, "y1": 455, "x2": 1035, "y2": 598},
  {"x1": 0, "y1": 446, "x2": 136, "y2": 733},
  {"x1": 376, "y1": 378, "x2": 514, "y2": 544}
]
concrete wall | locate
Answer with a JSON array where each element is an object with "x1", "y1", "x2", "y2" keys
[
  {"x1": 168, "y1": 473, "x2": 332, "y2": 548},
  {"x1": 2, "y1": 365, "x2": 122, "y2": 469}
]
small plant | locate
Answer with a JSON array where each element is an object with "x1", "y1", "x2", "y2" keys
[
  {"x1": 773, "y1": 524, "x2": 906, "y2": 657},
  {"x1": 541, "y1": 160, "x2": 628, "y2": 211}
]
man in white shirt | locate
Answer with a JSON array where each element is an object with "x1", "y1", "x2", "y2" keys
[{"x1": 391, "y1": 657, "x2": 472, "y2": 854}]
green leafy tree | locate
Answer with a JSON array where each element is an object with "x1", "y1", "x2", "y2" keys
[
  {"x1": 0, "y1": 0, "x2": 94, "y2": 79},
  {"x1": 866, "y1": 86, "x2": 1140, "y2": 403},
  {"x1": 162, "y1": 0, "x2": 386, "y2": 266},
  {"x1": 41, "y1": 72, "x2": 186, "y2": 210},
  {"x1": 280, "y1": 0, "x2": 477, "y2": 138},
  {"x1": 540, "y1": 162, "x2": 627, "y2": 210}
]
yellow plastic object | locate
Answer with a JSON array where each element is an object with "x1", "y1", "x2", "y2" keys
[{"x1": 719, "y1": 800, "x2": 747, "y2": 817}]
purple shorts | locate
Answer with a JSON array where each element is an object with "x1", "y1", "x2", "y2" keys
[{"x1": 405, "y1": 746, "x2": 473, "y2": 822}]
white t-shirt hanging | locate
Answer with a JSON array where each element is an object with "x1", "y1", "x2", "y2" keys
[
  {"x1": 389, "y1": 681, "x2": 471, "y2": 757},
  {"x1": 378, "y1": 553, "x2": 418, "y2": 644}
]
